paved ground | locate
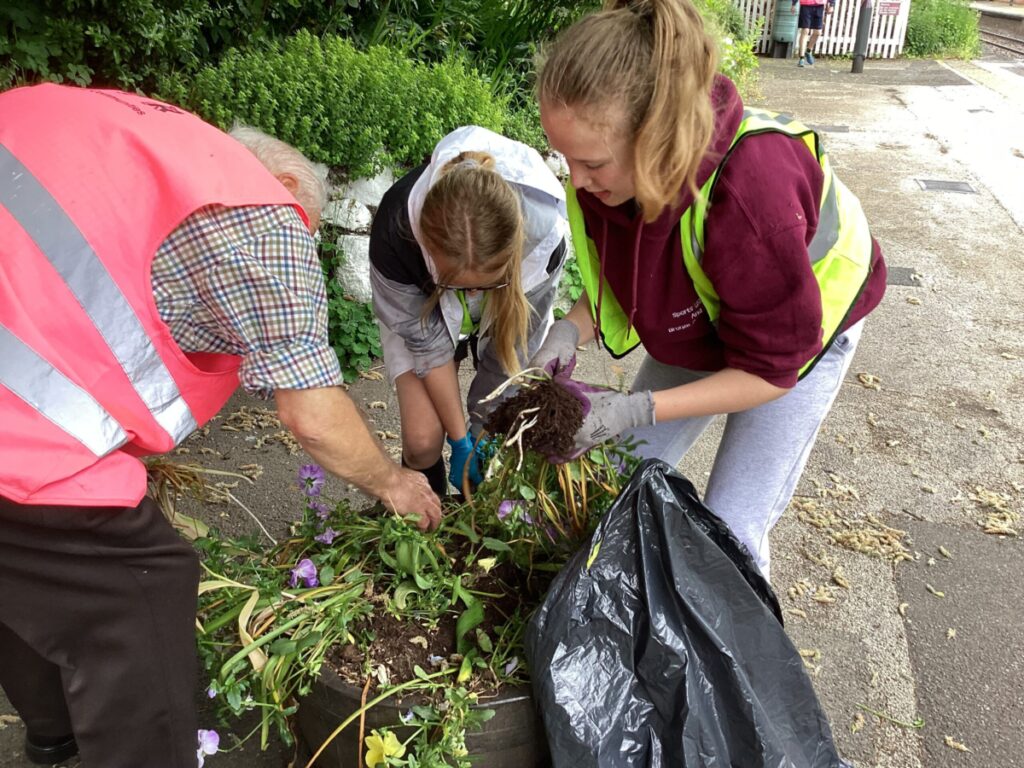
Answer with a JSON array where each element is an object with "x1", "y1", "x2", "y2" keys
[{"x1": 2, "y1": 55, "x2": 1022, "y2": 767}]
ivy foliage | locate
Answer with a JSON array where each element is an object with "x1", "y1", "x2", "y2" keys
[
  {"x1": 319, "y1": 236, "x2": 382, "y2": 383},
  {"x1": 156, "y1": 31, "x2": 507, "y2": 177}
]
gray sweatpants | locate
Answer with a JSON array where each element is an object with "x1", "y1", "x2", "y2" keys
[{"x1": 623, "y1": 320, "x2": 864, "y2": 579}]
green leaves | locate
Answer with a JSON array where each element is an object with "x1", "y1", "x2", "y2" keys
[
  {"x1": 455, "y1": 602, "x2": 485, "y2": 655},
  {"x1": 159, "y1": 31, "x2": 508, "y2": 177},
  {"x1": 319, "y1": 238, "x2": 382, "y2": 382},
  {"x1": 905, "y1": 0, "x2": 980, "y2": 58}
]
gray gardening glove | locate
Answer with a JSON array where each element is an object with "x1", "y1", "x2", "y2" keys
[
  {"x1": 528, "y1": 319, "x2": 580, "y2": 375},
  {"x1": 561, "y1": 389, "x2": 655, "y2": 461}
]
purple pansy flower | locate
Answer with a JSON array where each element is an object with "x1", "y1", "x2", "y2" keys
[
  {"x1": 504, "y1": 657, "x2": 520, "y2": 676},
  {"x1": 314, "y1": 527, "x2": 339, "y2": 545},
  {"x1": 288, "y1": 558, "x2": 319, "y2": 588},
  {"x1": 206, "y1": 685, "x2": 217, "y2": 699},
  {"x1": 297, "y1": 464, "x2": 325, "y2": 496},
  {"x1": 497, "y1": 500, "x2": 521, "y2": 520},
  {"x1": 197, "y1": 729, "x2": 219, "y2": 767},
  {"x1": 307, "y1": 498, "x2": 331, "y2": 520},
  {"x1": 497, "y1": 499, "x2": 535, "y2": 526}
]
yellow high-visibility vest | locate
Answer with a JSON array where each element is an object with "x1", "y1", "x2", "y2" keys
[{"x1": 567, "y1": 107, "x2": 874, "y2": 377}]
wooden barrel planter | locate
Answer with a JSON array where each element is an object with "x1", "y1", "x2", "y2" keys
[{"x1": 297, "y1": 665, "x2": 550, "y2": 767}]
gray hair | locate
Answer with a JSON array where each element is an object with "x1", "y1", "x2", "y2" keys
[{"x1": 229, "y1": 124, "x2": 330, "y2": 217}]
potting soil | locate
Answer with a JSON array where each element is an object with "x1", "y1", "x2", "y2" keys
[{"x1": 484, "y1": 377, "x2": 583, "y2": 457}]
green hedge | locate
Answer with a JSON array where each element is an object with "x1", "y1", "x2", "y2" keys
[
  {"x1": 0, "y1": 0, "x2": 355, "y2": 91},
  {"x1": 905, "y1": 0, "x2": 979, "y2": 58},
  {"x1": 157, "y1": 31, "x2": 507, "y2": 177}
]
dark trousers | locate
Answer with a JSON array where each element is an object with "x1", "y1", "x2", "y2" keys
[{"x1": 0, "y1": 496, "x2": 200, "y2": 767}]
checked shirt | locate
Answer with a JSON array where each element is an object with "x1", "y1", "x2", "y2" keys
[{"x1": 151, "y1": 204, "x2": 342, "y2": 398}]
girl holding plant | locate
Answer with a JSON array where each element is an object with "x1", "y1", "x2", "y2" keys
[
  {"x1": 530, "y1": 0, "x2": 887, "y2": 577},
  {"x1": 370, "y1": 126, "x2": 568, "y2": 498}
]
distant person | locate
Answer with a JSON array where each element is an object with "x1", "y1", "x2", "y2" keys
[
  {"x1": 370, "y1": 125, "x2": 567, "y2": 497},
  {"x1": 531, "y1": 0, "x2": 887, "y2": 579},
  {"x1": 792, "y1": 0, "x2": 835, "y2": 66},
  {"x1": 0, "y1": 84, "x2": 440, "y2": 767}
]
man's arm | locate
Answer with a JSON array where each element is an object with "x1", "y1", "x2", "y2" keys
[{"x1": 275, "y1": 387, "x2": 440, "y2": 529}]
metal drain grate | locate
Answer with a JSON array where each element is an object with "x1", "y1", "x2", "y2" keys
[
  {"x1": 887, "y1": 266, "x2": 922, "y2": 286},
  {"x1": 968, "y1": 108, "x2": 992, "y2": 113},
  {"x1": 808, "y1": 124, "x2": 850, "y2": 133},
  {"x1": 916, "y1": 179, "x2": 978, "y2": 194}
]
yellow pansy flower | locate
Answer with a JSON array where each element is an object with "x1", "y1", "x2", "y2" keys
[{"x1": 365, "y1": 729, "x2": 405, "y2": 767}]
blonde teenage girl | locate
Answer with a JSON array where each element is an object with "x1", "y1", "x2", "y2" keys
[
  {"x1": 529, "y1": 0, "x2": 887, "y2": 577},
  {"x1": 371, "y1": 126, "x2": 567, "y2": 497}
]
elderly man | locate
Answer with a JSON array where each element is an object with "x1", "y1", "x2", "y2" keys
[{"x1": 0, "y1": 84, "x2": 439, "y2": 766}]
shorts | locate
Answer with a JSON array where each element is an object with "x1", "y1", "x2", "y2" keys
[{"x1": 799, "y1": 4, "x2": 825, "y2": 30}]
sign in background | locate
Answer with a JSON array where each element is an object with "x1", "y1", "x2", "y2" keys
[{"x1": 877, "y1": 1, "x2": 901, "y2": 16}]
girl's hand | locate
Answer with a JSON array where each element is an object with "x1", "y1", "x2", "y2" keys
[
  {"x1": 560, "y1": 389, "x2": 655, "y2": 461},
  {"x1": 528, "y1": 319, "x2": 581, "y2": 375}
]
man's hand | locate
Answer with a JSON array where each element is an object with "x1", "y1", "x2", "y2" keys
[
  {"x1": 446, "y1": 434, "x2": 483, "y2": 493},
  {"x1": 382, "y1": 467, "x2": 442, "y2": 531},
  {"x1": 528, "y1": 319, "x2": 580, "y2": 375},
  {"x1": 562, "y1": 389, "x2": 655, "y2": 460},
  {"x1": 275, "y1": 387, "x2": 442, "y2": 530}
]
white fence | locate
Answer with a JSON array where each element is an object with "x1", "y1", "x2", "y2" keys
[{"x1": 736, "y1": 0, "x2": 911, "y2": 58}]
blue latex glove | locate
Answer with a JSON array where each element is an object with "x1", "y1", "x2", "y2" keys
[
  {"x1": 474, "y1": 435, "x2": 499, "y2": 466},
  {"x1": 447, "y1": 434, "x2": 483, "y2": 492}
]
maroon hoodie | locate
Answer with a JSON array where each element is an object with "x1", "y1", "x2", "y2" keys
[{"x1": 578, "y1": 75, "x2": 886, "y2": 388}]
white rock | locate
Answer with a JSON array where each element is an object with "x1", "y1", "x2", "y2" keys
[
  {"x1": 322, "y1": 198, "x2": 373, "y2": 232},
  {"x1": 340, "y1": 168, "x2": 397, "y2": 208},
  {"x1": 544, "y1": 151, "x2": 569, "y2": 180},
  {"x1": 334, "y1": 234, "x2": 372, "y2": 303}
]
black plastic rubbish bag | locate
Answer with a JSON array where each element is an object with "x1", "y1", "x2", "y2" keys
[{"x1": 526, "y1": 459, "x2": 849, "y2": 768}]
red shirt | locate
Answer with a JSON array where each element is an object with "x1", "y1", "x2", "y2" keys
[{"x1": 576, "y1": 76, "x2": 886, "y2": 388}]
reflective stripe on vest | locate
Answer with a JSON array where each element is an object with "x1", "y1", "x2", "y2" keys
[
  {"x1": 0, "y1": 143, "x2": 197, "y2": 447},
  {"x1": 0, "y1": 324, "x2": 128, "y2": 456}
]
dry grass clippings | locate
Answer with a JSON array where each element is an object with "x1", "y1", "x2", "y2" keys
[
  {"x1": 791, "y1": 497, "x2": 911, "y2": 563},
  {"x1": 969, "y1": 484, "x2": 1020, "y2": 536}
]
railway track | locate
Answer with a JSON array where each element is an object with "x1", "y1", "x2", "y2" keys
[{"x1": 979, "y1": 28, "x2": 1024, "y2": 58}]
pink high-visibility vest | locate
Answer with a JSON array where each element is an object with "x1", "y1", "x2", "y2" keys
[{"x1": 0, "y1": 84, "x2": 304, "y2": 506}]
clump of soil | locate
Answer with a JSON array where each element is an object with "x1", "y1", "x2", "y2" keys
[{"x1": 484, "y1": 377, "x2": 584, "y2": 457}]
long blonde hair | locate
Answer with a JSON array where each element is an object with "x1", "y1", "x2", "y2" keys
[
  {"x1": 419, "y1": 151, "x2": 530, "y2": 375},
  {"x1": 537, "y1": 0, "x2": 718, "y2": 221}
]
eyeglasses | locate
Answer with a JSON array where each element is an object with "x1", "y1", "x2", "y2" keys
[{"x1": 435, "y1": 280, "x2": 510, "y2": 292}]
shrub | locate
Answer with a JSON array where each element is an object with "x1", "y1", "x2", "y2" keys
[
  {"x1": 156, "y1": 31, "x2": 507, "y2": 177},
  {"x1": 0, "y1": 0, "x2": 355, "y2": 91},
  {"x1": 905, "y1": 0, "x2": 979, "y2": 58},
  {"x1": 697, "y1": 0, "x2": 762, "y2": 93},
  {"x1": 502, "y1": 98, "x2": 549, "y2": 152},
  {"x1": 0, "y1": 0, "x2": 215, "y2": 89}
]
